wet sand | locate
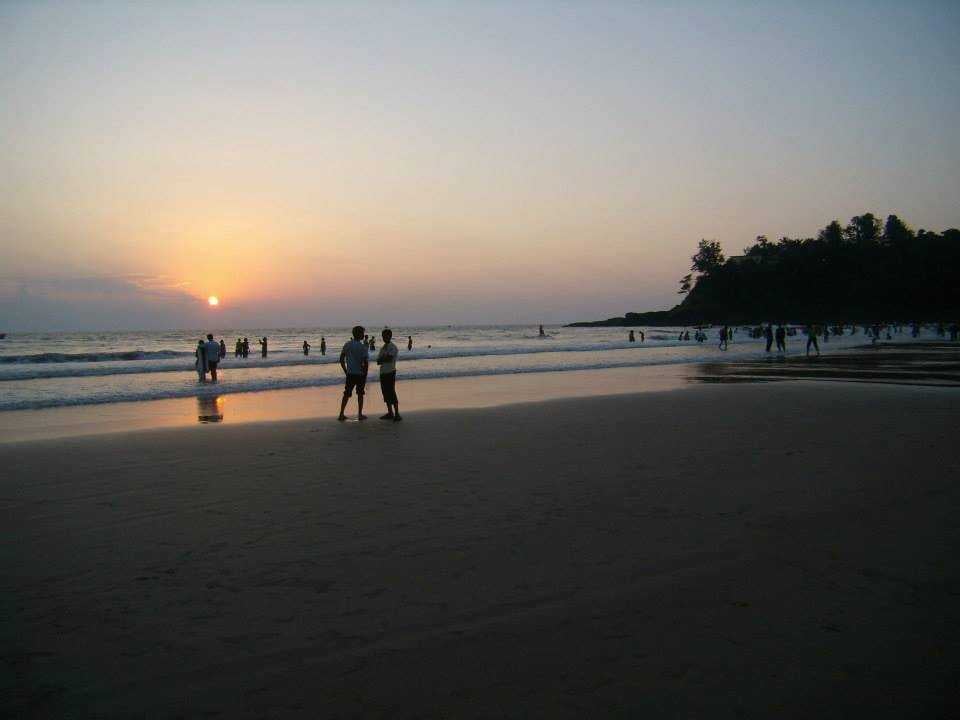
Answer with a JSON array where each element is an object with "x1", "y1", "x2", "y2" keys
[
  {"x1": 2, "y1": 342, "x2": 956, "y2": 444},
  {"x1": 698, "y1": 342, "x2": 960, "y2": 387},
  {"x1": 2, "y1": 376, "x2": 959, "y2": 717},
  {"x1": 0, "y1": 363, "x2": 693, "y2": 444}
]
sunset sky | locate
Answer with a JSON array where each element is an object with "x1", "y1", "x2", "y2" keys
[{"x1": 2, "y1": 0, "x2": 958, "y2": 330}]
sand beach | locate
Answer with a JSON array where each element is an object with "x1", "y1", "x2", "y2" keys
[{"x1": 2, "y1": 348, "x2": 959, "y2": 717}]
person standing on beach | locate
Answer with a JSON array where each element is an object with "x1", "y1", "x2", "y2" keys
[
  {"x1": 195, "y1": 340, "x2": 207, "y2": 382},
  {"x1": 775, "y1": 324, "x2": 786, "y2": 353},
  {"x1": 204, "y1": 334, "x2": 221, "y2": 382},
  {"x1": 338, "y1": 326, "x2": 369, "y2": 421},
  {"x1": 376, "y1": 328, "x2": 401, "y2": 421},
  {"x1": 718, "y1": 326, "x2": 729, "y2": 350},
  {"x1": 303, "y1": 340, "x2": 311, "y2": 356},
  {"x1": 219, "y1": 339, "x2": 226, "y2": 360},
  {"x1": 259, "y1": 337, "x2": 268, "y2": 358},
  {"x1": 765, "y1": 324, "x2": 774, "y2": 352},
  {"x1": 640, "y1": 330, "x2": 645, "y2": 342},
  {"x1": 805, "y1": 324, "x2": 820, "y2": 356},
  {"x1": 235, "y1": 338, "x2": 242, "y2": 358},
  {"x1": 320, "y1": 337, "x2": 326, "y2": 355},
  {"x1": 539, "y1": 324, "x2": 545, "y2": 337},
  {"x1": 408, "y1": 336, "x2": 413, "y2": 351},
  {"x1": 629, "y1": 330, "x2": 635, "y2": 342}
]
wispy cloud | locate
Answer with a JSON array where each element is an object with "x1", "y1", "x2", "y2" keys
[
  {"x1": 0, "y1": 273, "x2": 207, "y2": 331},
  {"x1": 0, "y1": 273, "x2": 198, "y2": 302}
]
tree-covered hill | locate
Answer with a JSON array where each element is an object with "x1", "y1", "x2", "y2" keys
[{"x1": 569, "y1": 214, "x2": 960, "y2": 326}]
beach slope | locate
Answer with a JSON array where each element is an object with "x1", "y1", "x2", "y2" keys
[{"x1": 2, "y1": 382, "x2": 959, "y2": 717}]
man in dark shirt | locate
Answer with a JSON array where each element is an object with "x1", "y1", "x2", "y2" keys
[{"x1": 338, "y1": 325, "x2": 369, "y2": 421}]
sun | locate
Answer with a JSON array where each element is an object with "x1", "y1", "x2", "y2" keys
[{"x1": 208, "y1": 296, "x2": 219, "y2": 307}]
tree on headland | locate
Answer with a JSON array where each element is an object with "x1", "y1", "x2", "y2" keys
[
  {"x1": 569, "y1": 211, "x2": 960, "y2": 327},
  {"x1": 691, "y1": 239, "x2": 725, "y2": 275},
  {"x1": 883, "y1": 214, "x2": 914, "y2": 246},
  {"x1": 817, "y1": 220, "x2": 844, "y2": 247},
  {"x1": 682, "y1": 214, "x2": 959, "y2": 322},
  {"x1": 844, "y1": 213, "x2": 882, "y2": 246}
]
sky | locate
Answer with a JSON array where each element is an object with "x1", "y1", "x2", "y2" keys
[{"x1": 1, "y1": 0, "x2": 958, "y2": 331}]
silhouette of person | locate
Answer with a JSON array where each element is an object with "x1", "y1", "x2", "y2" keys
[
  {"x1": 408, "y1": 336, "x2": 413, "y2": 351},
  {"x1": 204, "y1": 334, "x2": 221, "y2": 382},
  {"x1": 219, "y1": 339, "x2": 226, "y2": 360},
  {"x1": 539, "y1": 324, "x2": 545, "y2": 337},
  {"x1": 775, "y1": 324, "x2": 786, "y2": 353},
  {"x1": 303, "y1": 340, "x2": 311, "y2": 356},
  {"x1": 765, "y1": 324, "x2": 774, "y2": 352},
  {"x1": 320, "y1": 337, "x2": 326, "y2": 355},
  {"x1": 684, "y1": 330, "x2": 690, "y2": 341},
  {"x1": 640, "y1": 330, "x2": 645, "y2": 342},
  {"x1": 195, "y1": 340, "x2": 207, "y2": 382},
  {"x1": 805, "y1": 324, "x2": 820, "y2": 356},
  {"x1": 242, "y1": 337, "x2": 250, "y2": 358},
  {"x1": 369, "y1": 336, "x2": 376, "y2": 351},
  {"x1": 718, "y1": 326, "x2": 729, "y2": 351},
  {"x1": 629, "y1": 330, "x2": 635, "y2": 342},
  {"x1": 376, "y1": 328, "x2": 401, "y2": 421},
  {"x1": 259, "y1": 337, "x2": 268, "y2": 358},
  {"x1": 338, "y1": 326, "x2": 369, "y2": 421},
  {"x1": 235, "y1": 338, "x2": 242, "y2": 358}
]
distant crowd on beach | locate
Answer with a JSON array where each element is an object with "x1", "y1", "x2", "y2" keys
[
  {"x1": 626, "y1": 320, "x2": 959, "y2": 357},
  {"x1": 191, "y1": 320, "x2": 958, "y2": 421}
]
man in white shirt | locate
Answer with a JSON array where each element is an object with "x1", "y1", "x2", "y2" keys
[
  {"x1": 376, "y1": 328, "x2": 401, "y2": 421},
  {"x1": 204, "y1": 334, "x2": 222, "y2": 382}
]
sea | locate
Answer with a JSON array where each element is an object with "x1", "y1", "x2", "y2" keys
[{"x1": 0, "y1": 325, "x2": 925, "y2": 412}]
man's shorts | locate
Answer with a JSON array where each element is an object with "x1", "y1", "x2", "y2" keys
[
  {"x1": 344, "y1": 373, "x2": 366, "y2": 397},
  {"x1": 379, "y1": 371, "x2": 398, "y2": 404}
]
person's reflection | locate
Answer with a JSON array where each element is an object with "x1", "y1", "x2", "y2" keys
[{"x1": 197, "y1": 395, "x2": 225, "y2": 423}]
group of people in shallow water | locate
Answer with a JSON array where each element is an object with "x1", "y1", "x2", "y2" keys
[
  {"x1": 194, "y1": 326, "x2": 409, "y2": 421},
  {"x1": 194, "y1": 334, "x2": 226, "y2": 382},
  {"x1": 196, "y1": 332, "x2": 418, "y2": 376},
  {"x1": 231, "y1": 336, "x2": 269, "y2": 359}
]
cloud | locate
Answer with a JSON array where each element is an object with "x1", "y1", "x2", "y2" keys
[{"x1": 0, "y1": 273, "x2": 207, "y2": 330}]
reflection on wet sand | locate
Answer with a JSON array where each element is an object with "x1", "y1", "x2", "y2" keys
[
  {"x1": 197, "y1": 395, "x2": 225, "y2": 423},
  {"x1": 695, "y1": 343, "x2": 960, "y2": 387}
]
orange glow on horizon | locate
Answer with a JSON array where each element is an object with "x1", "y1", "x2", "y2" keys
[{"x1": 207, "y1": 296, "x2": 219, "y2": 307}]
